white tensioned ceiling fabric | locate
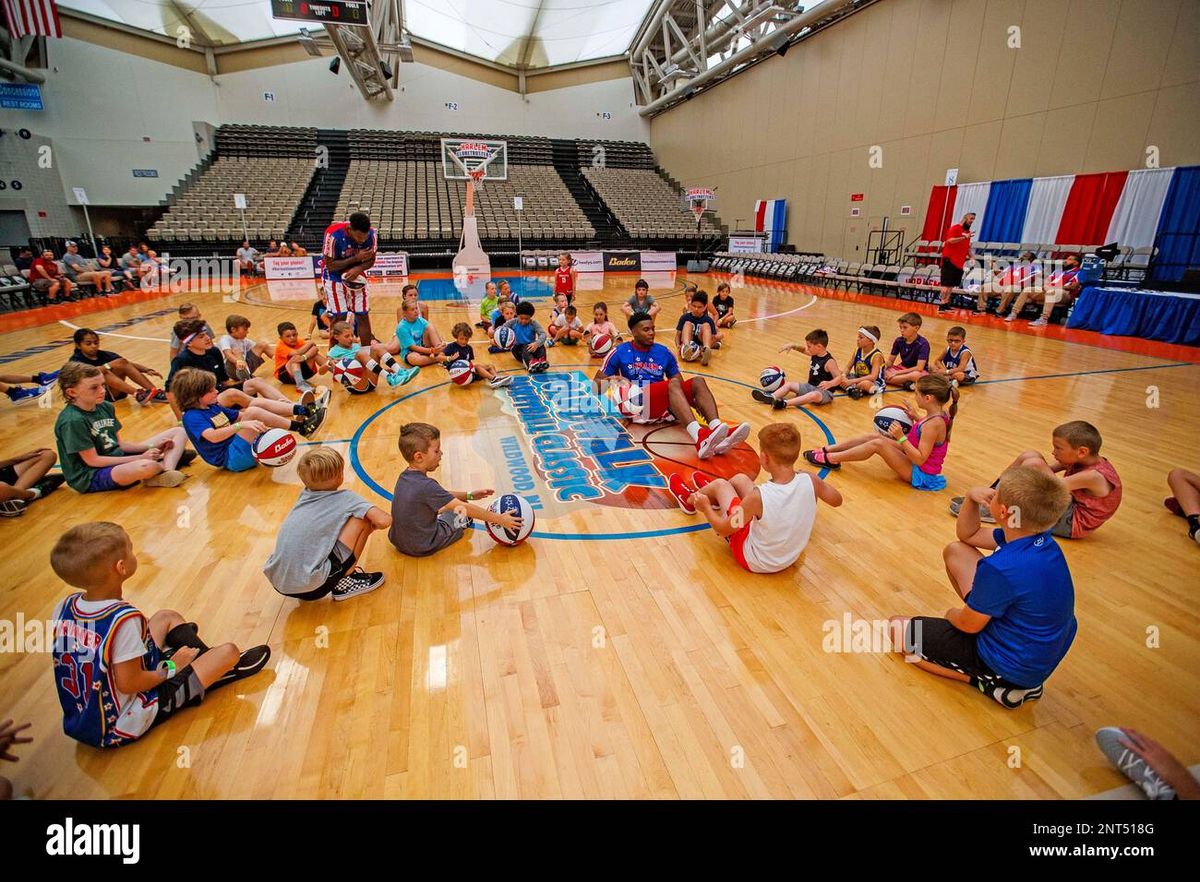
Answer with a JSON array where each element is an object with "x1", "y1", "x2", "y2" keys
[
  {"x1": 62, "y1": 0, "x2": 658, "y2": 64},
  {"x1": 949, "y1": 181, "x2": 991, "y2": 234},
  {"x1": 1019, "y1": 175, "x2": 1073, "y2": 245},
  {"x1": 1104, "y1": 167, "x2": 1175, "y2": 249}
]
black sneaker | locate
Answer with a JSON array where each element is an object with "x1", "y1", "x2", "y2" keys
[
  {"x1": 711, "y1": 341, "x2": 722, "y2": 350},
  {"x1": 177, "y1": 449, "x2": 199, "y2": 468},
  {"x1": 983, "y1": 682, "x2": 1043, "y2": 709},
  {"x1": 846, "y1": 386, "x2": 864, "y2": 400},
  {"x1": 332, "y1": 569, "x2": 386, "y2": 601},
  {"x1": 32, "y1": 474, "x2": 65, "y2": 497},
  {"x1": 300, "y1": 405, "x2": 327, "y2": 437},
  {"x1": 937, "y1": 302, "x2": 953, "y2": 311},
  {"x1": 751, "y1": 389, "x2": 775, "y2": 405},
  {"x1": 210, "y1": 644, "x2": 272, "y2": 690},
  {"x1": 771, "y1": 398, "x2": 787, "y2": 410}
]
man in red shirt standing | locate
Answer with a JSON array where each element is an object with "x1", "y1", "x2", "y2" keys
[
  {"x1": 937, "y1": 212, "x2": 975, "y2": 311},
  {"x1": 31, "y1": 249, "x2": 73, "y2": 303}
]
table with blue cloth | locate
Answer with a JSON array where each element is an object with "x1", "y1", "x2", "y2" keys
[{"x1": 1068, "y1": 286, "x2": 1200, "y2": 346}]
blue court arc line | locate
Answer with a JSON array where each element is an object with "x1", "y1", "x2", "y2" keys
[{"x1": 346, "y1": 364, "x2": 837, "y2": 541}]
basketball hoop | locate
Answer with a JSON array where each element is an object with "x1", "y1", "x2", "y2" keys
[
  {"x1": 441, "y1": 138, "x2": 508, "y2": 279},
  {"x1": 684, "y1": 187, "x2": 716, "y2": 225}
]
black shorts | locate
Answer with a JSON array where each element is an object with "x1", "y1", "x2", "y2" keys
[
  {"x1": 150, "y1": 665, "x2": 206, "y2": 727},
  {"x1": 905, "y1": 617, "x2": 1032, "y2": 688},
  {"x1": 288, "y1": 541, "x2": 357, "y2": 601},
  {"x1": 0, "y1": 464, "x2": 18, "y2": 484},
  {"x1": 940, "y1": 259, "x2": 964, "y2": 288},
  {"x1": 278, "y1": 361, "x2": 318, "y2": 384},
  {"x1": 1050, "y1": 499, "x2": 1076, "y2": 539}
]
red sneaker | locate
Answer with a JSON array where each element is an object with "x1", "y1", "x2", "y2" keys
[
  {"x1": 691, "y1": 471, "x2": 713, "y2": 490},
  {"x1": 696, "y1": 423, "x2": 728, "y2": 460},
  {"x1": 714, "y1": 421, "x2": 751, "y2": 455},
  {"x1": 668, "y1": 473, "x2": 697, "y2": 514}
]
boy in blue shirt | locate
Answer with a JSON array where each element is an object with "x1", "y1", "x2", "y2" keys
[
  {"x1": 171, "y1": 368, "x2": 326, "y2": 471},
  {"x1": 890, "y1": 466, "x2": 1077, "y2": 708},
  {"x1": 495, "y1": 301, "x2": 549, "y2": 373}
]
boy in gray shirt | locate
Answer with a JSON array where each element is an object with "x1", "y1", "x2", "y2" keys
[
  {"x1": 264, "y1": 448, "x2": 391, "y2": 601},
  {"x1": 389, "y1": 422, "x2": 521, "y2": 556}
]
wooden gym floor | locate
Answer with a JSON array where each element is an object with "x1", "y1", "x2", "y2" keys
[{"x1": 0, "y1": 271, "x2": 1197, "y2": 799}]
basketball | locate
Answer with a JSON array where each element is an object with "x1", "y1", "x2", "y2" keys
[
  {"x1": 448, "y1": 359, "x2": 474, "y2": 385},
  {"x1": 253, "y1": 429, "x2": 297, "y2": 467},
  {"x1": 873, "y1": 406, "x2": 914, "y2": 436},
  {"x1": 609, "y1": 382, "x2": 644, "y2": 419},
  {"x1": 484, "y1": 493, "x2": 535, "y2": 546},
  {"x1": 589, "y1": 333, "x2": 614, "y2": 356},
  {"x1": 333, "y1": 357, "x2": 366, "y2": 389},
  {"x1": 494, "y1": 325, "x2": 516, "y2": 350},
  {"x1": 759, "y1": 366, "x2": 785, "y2": 392}
]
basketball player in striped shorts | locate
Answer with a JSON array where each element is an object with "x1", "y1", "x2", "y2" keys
[{"x1": 322, "y1": 211, "x2": 377, "y2": 346}]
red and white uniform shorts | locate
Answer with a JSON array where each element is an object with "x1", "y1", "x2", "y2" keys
[{"x1": 323, "y1": 277, "x2": 370, "y2": 315}]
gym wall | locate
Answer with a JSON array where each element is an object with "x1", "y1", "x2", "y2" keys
[
  {"x1": 0, "y1": 33, "x2": 648, "y2": 223},
  {"x1": 649, "y1": 0, "x2": 1200, "y2": 259}
]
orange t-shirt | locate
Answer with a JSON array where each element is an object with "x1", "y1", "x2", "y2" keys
[{"x1": 274, "y1": 338, "x2": 307, "y2": 378}]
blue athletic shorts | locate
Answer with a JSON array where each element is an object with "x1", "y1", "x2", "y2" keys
[
  {"x1": 911, "y1": 465, "x2": 947, "y2": 492},
  {"x1": 225, "y1": 435, "x2": 258, "y2": 472},
  {"x1": 87, "y1": 465, "x2": 136, "y2": 493}
]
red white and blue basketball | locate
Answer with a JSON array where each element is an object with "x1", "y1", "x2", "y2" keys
[
  {"x1": 609, "y1": 382, "x2": 644, "y2": 419},
  {"x1": 448, "y1": 359, "x2": 474, "y2": 386},
  {"x1": 759, "y1": 366, "x2": 785, "y2": 393},
  {"x1": 333, "y1": 357, "x2": 366, "y2": 388},
  {"x1": 589, "y1": 333, "x2": 614, "y2": 357},
  {"x1": 495, "y1": 325, "x2": 516, "y2": 351},
  {"x1": 485, "y1": 493, "x2": 535, "y2": 546},
  {"x1": 253, "y1": 428, "x2": 297, "y2": 467},
  {"x1": 873, "y1": 406, "x2": 914, "y2": 437}
]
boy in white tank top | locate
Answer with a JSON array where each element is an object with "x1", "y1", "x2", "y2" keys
[{"x1": 667, "y1": 422, "x2": 842, "y2": 573}]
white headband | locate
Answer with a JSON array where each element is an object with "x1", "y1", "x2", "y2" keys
[{"x1": 857, "y1": 327, "x2": 878, "y2": 344}]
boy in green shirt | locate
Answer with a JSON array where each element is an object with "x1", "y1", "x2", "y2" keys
[{"x1": 54, "y1": 363, "x2": 194, "y2": 493}]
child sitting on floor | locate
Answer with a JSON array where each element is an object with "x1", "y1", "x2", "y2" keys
[
  {"x1": 50, "y1": 521, "x2": 270, "y2": 747},
  {"x1": 805, "y1": 374, "x2": 959, "y2": 491},
  {"x1": 263, "y1": 448, "x2": 391, "y2": 602},
  {"x1": 667, "y1": 422, "x2": 841, "y2": 573},
  {"x1": 889, "y1": 466, "x2": 1076, "y2": 709},
  {"x1": 387, "y1": 422, "x2": 522, "y2": 557}
]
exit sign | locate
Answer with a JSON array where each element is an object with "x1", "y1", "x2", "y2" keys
[{"x1": 850, "y1": 193, "x2": 864, "y2": 202}]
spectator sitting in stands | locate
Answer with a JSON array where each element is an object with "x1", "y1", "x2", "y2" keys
[
  {"x1": 992, "y1": 252, "x2": 1040, "y2": 316},
  {"x1": 1002, "y1": 253, "x2": 1082, "y2": 328},
  {"x1": 13, "y1": 247, "x2": 33, "y2": 276},
  {"x1": 236, "y1": 240, "x2": 259, "y2": 276},
  {"x1": 277, "y1": 242, "x2": 293, "y2": 257},
  {"x1": 96, "y1": 246, "x2": 128, "y2": 290},
  {"x1": 120, "y1": 245, "x2": 147, "y2": 284},
  {"x1": 62, "y1": 242, "x2": 114, "y2": 295},
  {"x1": 30, "y1": 249, "x2": 72, "y2": 302},
  {"x1": 290, "y1": 242, "x2": 308, "y2": 257}
]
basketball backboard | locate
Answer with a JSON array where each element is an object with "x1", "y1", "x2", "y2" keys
[
  {"x1": 682, "y1": 186, "x2": 716, "y2": 222},
  {"x1": 442, "y1": 138, "x2": 508, "y2": 182}
]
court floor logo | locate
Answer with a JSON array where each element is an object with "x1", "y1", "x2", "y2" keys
[{"x1": 480, "y1": 371, "x2": 759, "y2": 522}]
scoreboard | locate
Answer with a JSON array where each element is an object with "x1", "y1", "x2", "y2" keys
[{"x1": 271, "y1": 0, "x2": 370, "y2": 27}]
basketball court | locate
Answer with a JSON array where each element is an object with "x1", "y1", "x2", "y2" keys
[
  {"x1": 1, "y1": 0, "x2": 1198, "y2": 833},
  {"x1": 1, "y1": 264, "x2": 1196, "y2": 799}
]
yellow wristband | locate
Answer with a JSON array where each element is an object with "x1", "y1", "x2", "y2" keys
[{"x1": 896, "y1": 437, "x2": 907, "y2": 445}]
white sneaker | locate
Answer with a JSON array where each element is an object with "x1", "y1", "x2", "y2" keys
[
  {"x1": 1004, "y1": 313, "x2": 1017, "y2": 322},
  {"x1": 714, "y1": 421, "x2": 751, "y2": 455},
  {"x1": 488, "y1": 375, "x2": 514, "y2": 388},
  {"x1": 696, "y1": 423, "x2": 729, "y2": 460},
  {"x1": 1029, "y1": 318, "x2": 1049, "y2": 327}
]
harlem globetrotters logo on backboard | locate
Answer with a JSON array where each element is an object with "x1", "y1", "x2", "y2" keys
[{"x1": 477, "y1": 371, "x2": 759, "y2": 518}]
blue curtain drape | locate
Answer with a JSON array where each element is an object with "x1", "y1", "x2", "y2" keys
[
  {"x1": 1151, "y1": 166, "x2": 1200, "y2": 283},
  {"x1": 978, "y1": 179, "x2": 1032, "y2": 244}
]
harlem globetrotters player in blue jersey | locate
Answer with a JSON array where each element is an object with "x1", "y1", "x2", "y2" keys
[
  {"x1": 322, "y1": 211, "x2": 378, "y2": 346},
  {"x1": 597, "y1": 310, "x2": 750, "y2": 463}
]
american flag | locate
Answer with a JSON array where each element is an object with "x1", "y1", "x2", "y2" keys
[{"x1": 2, "y1": 0, "x2": 63, "y2": 38}]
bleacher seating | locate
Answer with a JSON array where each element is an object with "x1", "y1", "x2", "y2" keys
[
  {"x1": 336, "y1": 160, "x2": 593, "y2": 241},
  {"x1": 147, "y1": 156, "x2": 315, "y2": 242},
  {"x1": 582, "y1": 166, "x2": 717, "y2": 239}
]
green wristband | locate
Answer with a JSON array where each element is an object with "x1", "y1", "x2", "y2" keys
[{"x1": 159, "y1": 659, "x2": 176, "y2": 678}]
